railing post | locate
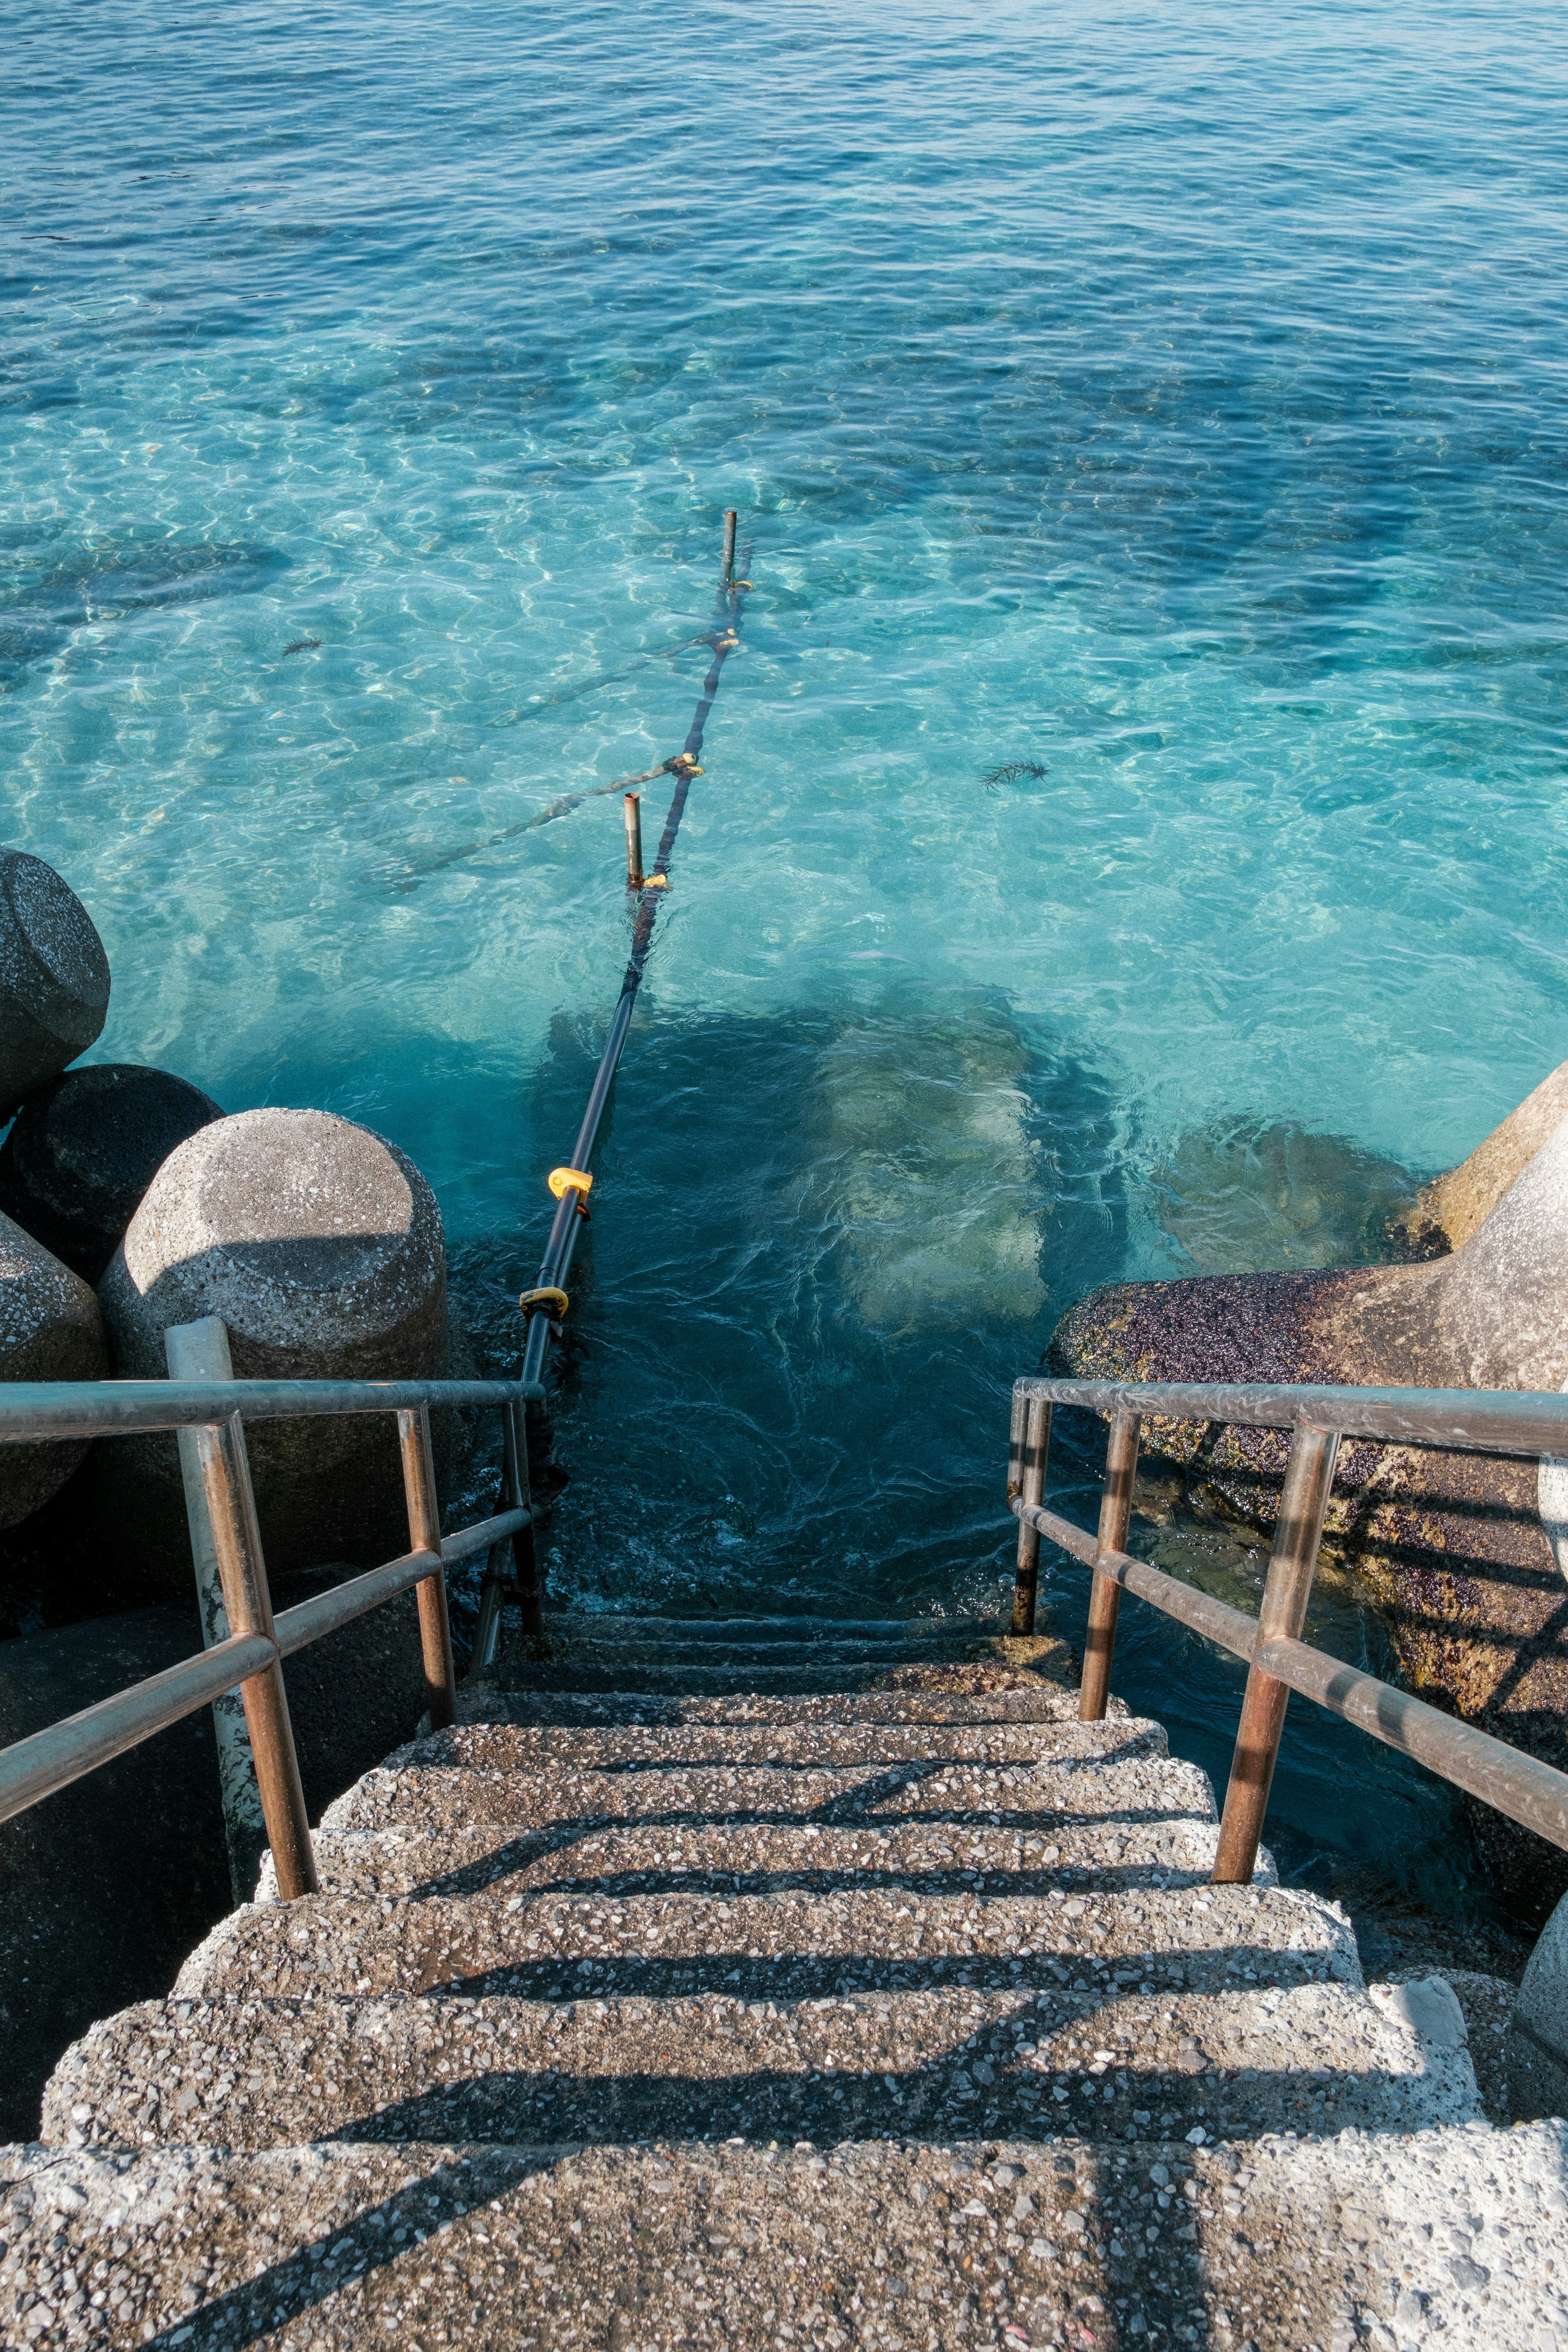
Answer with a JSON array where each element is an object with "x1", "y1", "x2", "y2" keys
[
  {"x1": 1212, "y1": 1419, "x2": 1340, "y2": 1884},
  {"x1": 397, "y1": 1404, "x2": 456, "y2": 1731},
  {"x1": 166, "y1": 1317, "x2": 268, "y2": 1904},
  {"x1": 472, "y1": 1396, "x2": 541, "y2": 1670},
  {"x1": 175, "y1": 1337, "x2": 318, "y2": 1902},
  {"x1": 1079, "y1": 1403, "x2": 1141, "y2": 1722},
  {"x1": 504, "y1": 1397, "x2": 544, "y2": 1641},
  {"x1": 1010, "y1": 1392, "x2": 1052, "y2": 1636}
]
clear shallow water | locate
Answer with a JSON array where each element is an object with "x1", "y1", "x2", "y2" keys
[{"x1": 7, "y1": 0, "x2": 1568, "y2": 1939}]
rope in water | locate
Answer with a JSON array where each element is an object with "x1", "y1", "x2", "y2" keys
[{"x1": 473, "y1": 512, "x2": 752, "y2": 1663}]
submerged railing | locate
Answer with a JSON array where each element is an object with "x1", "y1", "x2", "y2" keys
[
  {"x1": 0, "y1": 1334, "x2": 542, "y2": 1899},
  {"x1": 1009, "y1": 1376, "x2": 1568, "y2": 1882}
]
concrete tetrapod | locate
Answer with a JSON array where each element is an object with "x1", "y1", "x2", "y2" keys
[
  {"x1": 0, "y1": 848, "x2": 111, "y2": 1117},
  {"x1": 0, "y1": 1062, "x2": 223, "y2": 1282},
  {"x1": 0, "y1": 1209, "x2": 107, "y2": 1529},
  {"x1": 1054, "y1": 1080, "x2": 1568, "y2": 1916},
  {"x1": 96, "y1": 1107, "x2": 449, "y2": 1587}
]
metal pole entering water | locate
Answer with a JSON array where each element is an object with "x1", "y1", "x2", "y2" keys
[{"x1": 624, "y1": 792, "x2": 644, "y2": 891}]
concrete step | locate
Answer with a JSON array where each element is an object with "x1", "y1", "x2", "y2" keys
[
  {"x1": 257, "y1": 1811, "x2": 1234, "y2": 1915},
  {"x1": 176, "y1": 1877, "x2": 1332, "y2": 2009},
  {"x1": 376, "y1": 1713, "x2": 1170, "y2": 1776},
  {"x1": 470, "y1": 1659, "x2": 1074, "y2": 1698},
  {"x1": 532, "y1": 1614, "x2": 1026, "y2": 1650},
  {"x1": 47, "y1": 1973, "x2": 1477, "y2": 2156},
  {"x1": 10, "y1": 2120, "x2": 1557, "y2": 2350},
  {"x1": 317, "y1": 1753, "x2": 1217, "y2": 1840},
  {"x1": 453, "y1": 1685, "x2": 1099, "y2": 1728}
]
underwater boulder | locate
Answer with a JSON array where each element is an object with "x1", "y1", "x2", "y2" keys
[
  {"x1": 95, "y1": 1107, "x2": 449, "y2": 1589},
  {"x1": 0, "y1": 1209, "x2": 108, "y2": 1530},
  {"x1": 1053, "y1": 1071, "x2": 1568, "y2": 1919},
  {"x1": 0, "y1": 1062, "x2": 223, "y2": 1283},
  {"x1": 0, "y1": 848, "x2": 111, "y2": 1117}
]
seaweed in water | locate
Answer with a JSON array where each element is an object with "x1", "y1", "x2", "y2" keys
[
  {"x1": 982, "y1": 760, "x2": 1047, "y2": 787},
  {"x1": 283, "y1": 637, "x2": 322, "y2": 656}
]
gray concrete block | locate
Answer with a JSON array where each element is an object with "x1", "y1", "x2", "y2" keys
[
  {"x1": 0, "y1": 848, "x2": 110, "y2": 1117},
  {"x1": 95, "y1": 1107, "x2": 449, "y2": 1583},
  {"x1": 1508, "y1": 1884, "x2": 1568, "y2": 2119},
  {"x1": 0, "y1": 1062, "x2": 221, "y2": 1282},
  {"x1": 0, "y1": 1209, "x2": 106, "y2": 1530}
]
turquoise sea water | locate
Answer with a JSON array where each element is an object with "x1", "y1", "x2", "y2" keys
[{"x1": 7, "y1": 0, "x2": 1568, "y2": 1939}]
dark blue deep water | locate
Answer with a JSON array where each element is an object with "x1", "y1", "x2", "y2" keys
[{"x1": 7, "y1": 0, "x2": 1568, "y2": 1948}]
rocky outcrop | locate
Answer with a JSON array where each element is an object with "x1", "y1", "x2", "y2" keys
[
  {"x1": 0, "y1": 1062, "x2": 222, "y2": 1283},
  {"x1": 1053, "y1": 1071, "x2": 1568, "y2": 1917},
  {"x1": 0, "y1": 1212, "x2": 107, "y2": 1530},
  {"x1": 0, "y1": 849, "x2": 110, "y2": 1118},
  {"x1": 94, "y1": 1107, "x2": 449, "y2": 1588}
]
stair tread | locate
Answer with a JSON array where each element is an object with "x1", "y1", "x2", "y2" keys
[
  {"x1": 455, "y1": 1686, "x2": 1097, "y2": 1727},
  {"x1": 13, "y1": 2125, "x2": 1559, "y2": 2352},
  {"x1": 475, "y1": 1662, "x2": 1076, "y2": 1697},
  {"x1": 319, "y1": 1754, "x2": 1216, "y2": 1838},
  {"x1": 383, "y1": 1716, "x2": 1168, "y2": 1773},
  {"x1": 531, "y1": 1614, "x2": 1040, "y2": 1649},
  {"x1": 48, "y1": 1977, "x2": 1474, "y2": 2154},
  {"x1": 180, "y1": 1875, "x2": 1330, "y2": 2007}
]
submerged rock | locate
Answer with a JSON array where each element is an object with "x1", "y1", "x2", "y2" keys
[
  {"x1": 0, "y1": 847, "x2": 111, "y2": 1116},
  {"x1": 95, "y1": 1107, "x2": 449, "y2": 1587},
  {"x1": 0, "y1": 1061, "x2": 223, "y2": 1282},
  {"x1": 0, "y1": 1209, "x2": 107, "y2": 1530},
  {"x1": 1053, "y1": 1067, "x2": 1568, "y2": 1919}
]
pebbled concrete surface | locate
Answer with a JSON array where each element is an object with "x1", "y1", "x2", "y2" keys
[
  {"x1": 379, "y1": 1716, "x2": 1169, "y2": 1777},
  {"x1": 5, "y1": 2123, "x2": 1566, "y2": 2352},
  {"x1": 453, "y1": 1687, "x2": 1104, "y2": 1728},
  {"x1": 318, "y1": 1754, "x2": 1218, "y2": 1839},
  {"x1": 46, "y1": 1976, "x2": 1476, "y2": 2154},
  {"x1": 182, "y1": 1878, "x2": 1332, "y2": 2013}
]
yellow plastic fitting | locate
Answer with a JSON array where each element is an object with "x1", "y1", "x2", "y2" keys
[{"x1": 547, "y1": 1167, "x2": 594, "y2": 1200}]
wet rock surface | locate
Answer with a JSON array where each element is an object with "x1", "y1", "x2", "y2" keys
[
  {"x1": 95, "y1": 1107, "x2": 449, "y2": 1582},
  {"x1": 0, "y1": 848, "x2": 110, "y2": 1117},
  {"x1": 0, "y1": 1061, "x2": 222, "y2": 1282},
  {"x1": 0, "y1": 1209, "x2": 107, "y2": 1530}
]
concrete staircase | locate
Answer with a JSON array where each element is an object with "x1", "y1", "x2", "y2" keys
[{"x1": 7, "y1": 1613, "x2": 1568, "y2": 2351}]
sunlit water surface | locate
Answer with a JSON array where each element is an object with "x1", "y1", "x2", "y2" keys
[{"x1": 7, "y1": 0, "x2": 1568, "y2": 1947}]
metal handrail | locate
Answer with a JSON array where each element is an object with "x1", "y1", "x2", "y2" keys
[
  {"x1": 1013, "y1": 1374, "x2": 1568, "y2": 1458},
  {"x1": 0, "y1": 1354, "x2": 542, "y2": 1900},
  {"x1": 1008, "y1": 1374, "x2": 1568, "y2": 1885},
  {"x1": 0, "y1": 1375, "x2": 543, "y2": 1442}
]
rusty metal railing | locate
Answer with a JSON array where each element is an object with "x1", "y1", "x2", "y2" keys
[
  {"x1": 0, "y1": 1352, "x2": 543, "y2": 1898},
  {"x1": 1008, "y1": 1376, "x2": 1568, "y2": 1884}
]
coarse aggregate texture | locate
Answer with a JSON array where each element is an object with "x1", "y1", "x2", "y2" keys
[
  {"x1": 6, "y1": 2124, "x2": 1568, "y2": 2352},
  {"x1": 452, "y1": 1688, "x2": 1098, "y2": 1729},
  {"x1": 318, "y1": 1753, "x2": 1217, "y2": 1839},
  {"x1": 14, "y1": 1636, "x2": 1530, "y2": 2348},
  {"x1": 0, "y1": 849, "x2": 110, "y2": 1116},
  {"x1": 94, "y1": 1106, "x2": 452, "y2": 1581},
  {"x1": 376, "y1": 1716, "x2": 1169, "y2": 1776},
  {"x1": 222, "y1": 1878, "x2": 1345, "y2": 2006},
  {"x1": 47, "y1": 1973, "x2": 1473, "y2": 2154},
  {"x1": 0, "y1": 1061, "x2": 223, "y2": 1283},
  {"x1": 0, "y1": 1208, "x2": 107, "y2": 1528}
]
